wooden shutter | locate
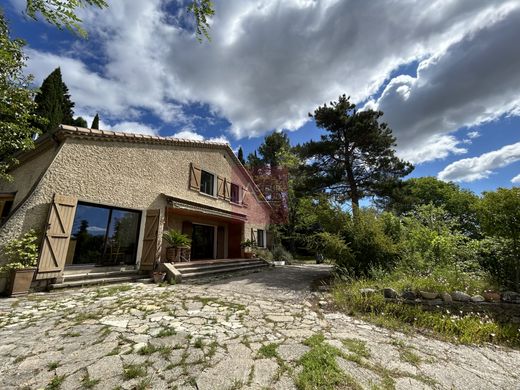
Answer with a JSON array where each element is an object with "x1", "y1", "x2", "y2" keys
[
  {"x1": 224, "y1": 180, "x2": 231, "y2": 200},
  {"x1": 140, "y1": 209, "x2": 160, "y2": 271},
  {"x1": 217, "y1": 176, "x2": 225, "y2": 198},
  {"x1": 217, "y1": 226, "x2": 225, "y2": 258},
  {"x1": 242, "y1": 186, "x2": 249, "y2": 207},
  {"x1": 250, "y1": 228, "x2": 257, "y2": 244},
  {"x1": 189, "y1": 163, "x2": 202, "y2": 191},
  {"x1": 36, "y1": 194, "x2": 77, "y2": 280}
]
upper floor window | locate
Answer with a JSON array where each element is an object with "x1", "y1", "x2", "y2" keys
[
  {"x1": 230, "y1": 183, "x2": 240, "y2": 203},
  {"x1": 200, "y1": 170, "x2": 215, "y2": 196}
]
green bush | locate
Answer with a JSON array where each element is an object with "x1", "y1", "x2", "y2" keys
[
  {"x1": 272, "y1": 245, "x2": 293, "y2": 263},
  {"x1": 253, "y1": 247, "x2": 273, "y2": 261},
  {"x1": 342, "y1": 209, "x2": 400, "y2": 276},
  {"x1": 477, "y1": 237, "x2": 518, "y2": 291},
  {"x1": 306, "y1": 231, "x2": 353, "y2": 268},
  {"x1": 1, "y1": 229, "x2": 39, "y2": 274}
]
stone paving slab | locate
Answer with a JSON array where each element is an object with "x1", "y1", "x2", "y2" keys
[{"x1": 0, "y1": 265, "x2": 519, "y2": 389}]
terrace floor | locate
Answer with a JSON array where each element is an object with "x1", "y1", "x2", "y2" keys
[{"x1": 0, "y1": 265, "x2": 518, "y2": 389}]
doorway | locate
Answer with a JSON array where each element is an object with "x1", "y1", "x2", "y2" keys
[{"x1": 191, "y1": 224, "x2": 215, "y2": 259}]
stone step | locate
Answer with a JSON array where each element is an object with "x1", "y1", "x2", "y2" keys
[
  {"x1": 63, "y1": 269, "x2": 141, "y2": 282},
  {"x1": 49, "y1": 274, "x2": 144, "y2": 290},
  {"x1": 175, "y1": 260, "x2": 266, "y2": 273},
  {"x1": 173, "y1": 258, "x2": 260, "y2": 268},
  {"x1": 181, "y1": 262, "x2": 269, "y2": 279},
  {"x1": 63, "y1": 265, "x2": 137, "y2": 275}
]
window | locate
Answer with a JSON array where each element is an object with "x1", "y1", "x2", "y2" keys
[
  {"x1": 230, "y1": 183, "x2": 240, "y2": 203},
  {"x1": 67, "y1": 203, "x2": 141, "y2": 266},
  {"x1": 257, "y1": 229, "x2": 265, "y2": 247},
  {"x1": 200, "y1": 170, "x2": 215, "y2": 196}
]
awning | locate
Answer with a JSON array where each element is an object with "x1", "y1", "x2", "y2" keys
[{"x1": 163, "y1": 194, "x2": 248, "y2": 222}]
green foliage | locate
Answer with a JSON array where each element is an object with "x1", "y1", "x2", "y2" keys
[
  {"x1": 307, "y1": 231, "x2": 353, "y2": 267},
  {"x1": 237, "y1": 146, "x2": 245, "y2": 165},
  {"x1": 297, "y1": 94, "x2": 413, "y2": 208},
  {"x1": 25, "y1": 0, "x2": 108, "y2": 37},
  {"x1": 478, "y1": 187, "x2": 520, "y2": 242},
  {"x1": 381, "y1": 177, "x2": 480, "y2": 236},
  {"x1": 0, "y1": 12, "x2": 42, "y2": 181},
  {"x1": 90, "y1": 113, "x2": 99, "y2": 129},
  {"x1": 34, "y1": 67, "x2": 77, "y2": 133},
  {"x1": 72, "y1": 116, "x2": 87, "y2": 127},
  {"x1": 252, "y1": 247, "x2": 273, "y2": 261},
  {"x1": 332, "y1": 280, "x2": 520, "y2": 347},
  {"x1": 271, "y1": 245, "x2": 293, "y2": 263},
  {"x1": 162, "y1": 229, "x2": 191, "y2": 248},
  {"x1": 0, "y1": 229, "x2": 39, "y2": 273},
  {"x1": 477, "y1": 237, "x2": 518, "y2": 291},
  {"x1": 187, "y1": 0, "x2": 215, "y2": 42},
  {"x1": 342, "y1": 209, "x2": 400, "y2": 276},
  {"x1": 240, "y1": 239, "x2": 256, "y2": 249}
]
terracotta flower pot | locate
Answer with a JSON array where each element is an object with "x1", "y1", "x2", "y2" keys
[
  {"x1": 153, "y1": 272, "x2": 166, "y2": 283},
  {"x1": 7, "y1": 268, "x2": 36, "y2": 297}
]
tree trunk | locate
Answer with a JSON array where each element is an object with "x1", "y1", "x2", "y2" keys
[{"x1": 345, "y1": 161, "x2": 360, "y2": 219}]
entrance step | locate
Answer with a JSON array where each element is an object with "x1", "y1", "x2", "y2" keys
[
  {"x1": 49, "y1": 266, "x2": 146, "y2": 290},
  {"x1": 175, "y1": 258, "x2": 270, "y2": 279}
]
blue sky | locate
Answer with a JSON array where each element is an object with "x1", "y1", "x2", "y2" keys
[{"x1": 4, "y1": 0, "x2": 520, "y2": 194}]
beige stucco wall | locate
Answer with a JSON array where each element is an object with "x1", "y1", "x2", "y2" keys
[{"x1": 0, "y1": 136, "x2": 270, "y2": 271}]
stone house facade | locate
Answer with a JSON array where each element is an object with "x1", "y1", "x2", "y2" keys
[{"x1": 0, "y1": 125, "x2": 271, "y2": 291}]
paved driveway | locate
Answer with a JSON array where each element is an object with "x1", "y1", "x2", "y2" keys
[{"x1": 0, "y1": 265, "x2": 518, "y2": 389}]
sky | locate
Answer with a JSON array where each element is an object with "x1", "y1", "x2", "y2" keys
[{"x1": 4, "y1": 0, "x2": 520, "y2": 194}]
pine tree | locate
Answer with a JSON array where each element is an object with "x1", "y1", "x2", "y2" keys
[
  {"x1": 237, "y1": 147, "x2": 245, "y2": 165},
  {"x1": 91, "y1": 113, "x2": 99, "y2": 129},
  {"x1": 298, "y1": 95, "x2": 413, "y2": 211},
  {"x1": 34, "y1": 67, "x2": 76, "y2": 132}
]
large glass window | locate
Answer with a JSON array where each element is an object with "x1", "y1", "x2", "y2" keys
[
  {"x1": 230, "y1": 183, "x2": 240, "y2": 203},
  {"x1": 200, "y1": 170, "x2": 215, "y2": 196},
  {"x1": 67, "y1": 203, "x2": 141, "y2": 266}
]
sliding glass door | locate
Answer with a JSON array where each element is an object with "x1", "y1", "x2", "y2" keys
[{"x1": 66, "y1": 202, "x2": 141, "y2": 266}]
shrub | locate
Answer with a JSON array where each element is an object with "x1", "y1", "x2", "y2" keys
[
  {"x1": 272, "y1": 245, "x2": 293, "y2": 263},
  {"x1": 1, "y1": 229, "x2": 39, "y2": 274},
  {"x1": 253, "y1": 247, "x2": 273, "y2": 261},
  {"x1": 307, "y1": 232, "x2": 353, "y2": 268},
  {"x1": 342, "y1": 209, "x2": 400, "y2": 276}
]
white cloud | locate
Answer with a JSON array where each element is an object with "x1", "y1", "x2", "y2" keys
[
  {"x1": 400, "y1": 134, "x2": 467, "y2": 165},
  {"x1": 438, "y1": 142, "x2": 520, "y2": 182},
  {"x1": 170, "y1": 130, "x2": 204, "y2": 141},
  {"x1": 20, "y1": 0, "x2": 520, "y2": 154},
  {"x1": 511, "y1": 174, "x2": 520, "y2": 184},
  {"x1": 369, "y1": 5, "x2": 520, "y2": 162},
  {"x1": 102, "y1": 121, "x2": 159, "y2": 136}
]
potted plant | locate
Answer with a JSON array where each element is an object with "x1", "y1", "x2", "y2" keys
[
  {"x1": 1, "y1": 230, "x2": 39, "y2": 297},
  {"x1": 240, "y1": 239, "x2": 256, "y2": 259},
  {"x1": 272, "y1": 245, "x2": 293, "y2": 266},
  {"x1": 162, "y1": 229, "x2": 191, "y2": 262}
]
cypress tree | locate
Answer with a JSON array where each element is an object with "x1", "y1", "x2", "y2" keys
[
  {"x1": 237, "y1": 146, "x2": 245, "y2": 165},
  {"x1": 34, "y1": 67, "x2": 76, "y2": 132},
  {"x1": 91, "y1": 113, "x2": 99, "y2": 129},
  {"x1": 72, "y1": 117, "x2": 88, "y2": 127}
]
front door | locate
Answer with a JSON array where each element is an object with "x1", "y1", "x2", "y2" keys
[{"x1": 191, "y1": 224, "x2": 214, "y2": 260}]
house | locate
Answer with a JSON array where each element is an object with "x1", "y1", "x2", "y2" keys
[{"x1": 0, "y1": 125, "x2": 271, "y2": 292}]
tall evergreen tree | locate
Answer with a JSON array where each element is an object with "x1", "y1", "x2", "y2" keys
[
  {"x1": 90, "y1": 113, "x2": 99, "y2": 129},
  {"x1": 297, "y1": 95, "x2": 413, "y2": 211},
  {"x1": 237, "y1": 146, "x2": 245, "y2": 165},
  {"x1": 34, "y1": 67, "x2": 75, "y2": 132}
]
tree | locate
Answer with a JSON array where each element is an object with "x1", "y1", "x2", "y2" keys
[
  {"x1": 24, "y1": 0, "x2": 214, "y2": 40},
  {"x1": 91, "y1": 113, "x2": 99, "y2": 129},
  {"x1": 297, "y1": 95, "x2": 413, "y2": 211},
  {"x1": 73, "y1": 116, "x2": 87, "y2": 127},
  {"x1": 237, "y1": 146, "x2": 245, "y2": 165},
  {"x1": 478, "y1": 187, "x2": 520, "y2": 290},
  {"x1": 380, "y1": 176, "x2": 480, "y2": 236},
  {"x1": 0, "y1": 12, "x2": 42, "y2": 181},
  {"x1": 34, "y1": 67, "x2": 77, "y2": 132},
  {"x1": 246, "y1": 132, "x2": 296, "y2": 224}
]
